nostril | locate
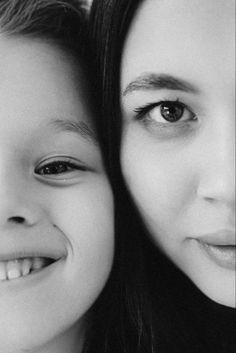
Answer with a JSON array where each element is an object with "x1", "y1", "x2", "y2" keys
[{"x1": 8, "y1": 216, "x2": 25, "y2": 224}]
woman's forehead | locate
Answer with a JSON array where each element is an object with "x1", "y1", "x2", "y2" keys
[{"x1": 121, "y1": 0, "x2": 235, "y2": 90}]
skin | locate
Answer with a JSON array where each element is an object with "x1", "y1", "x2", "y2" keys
[
  {"x1": 120, "y1": 0, "x2": 235, "y2": 307},
  {"x1": 0, "y1": 36, "x2": 114, "y2": 353}
]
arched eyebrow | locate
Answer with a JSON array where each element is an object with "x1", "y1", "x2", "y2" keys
[
  {"x1": 50, "y1": 118, "x2": 98, "y2": 145},
  {"x1": 122, "y1": 73, "x2": 200, "y2": 96}
]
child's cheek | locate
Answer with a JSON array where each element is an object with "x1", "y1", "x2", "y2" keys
[{"x1": 41, "y1": 174, "x2": 115, "y2": 278}]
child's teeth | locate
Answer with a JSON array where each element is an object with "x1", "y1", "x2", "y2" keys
[
  {"x1": 32, "y1": 257, "x2": 45, "y2": 271},
  {"x1": 0, "y1": 257, "x2": 50, "y2": 281},
  {"x1": 6, "y1": 260, "x2": 22, "y2": 280},
  {"x1": 22, "y1": 258, "x2": 33, "y2": 276},
  {"x1": 0, "y1": 262, "x2": 7, "y2": 281}
]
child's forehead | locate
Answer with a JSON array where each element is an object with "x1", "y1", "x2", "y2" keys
[
  {"x1": 0, "y1": 34, "x2": 97, "y2": 143},
  {"x1": 0, "y1": 34, "x2": 84, "y2": 75},
  {"x1": 0, "y1": 34, "x2": 91, "y2": 103}
]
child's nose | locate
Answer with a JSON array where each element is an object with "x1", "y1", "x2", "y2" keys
[{"x1": 0, "y1": 170, "x2": 40, "y2": 229}]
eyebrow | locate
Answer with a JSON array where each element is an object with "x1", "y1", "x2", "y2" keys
[
  {"x1": 123, "y1": 73, "x2": 200, "y2": 96},
  {"x1": 50, "y1": 119, "x2": 98, "y2": 145}
]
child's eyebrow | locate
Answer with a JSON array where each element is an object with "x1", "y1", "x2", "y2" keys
[
  {"x1": 49, "y1": 118, "x2": 98, "y2": 145},
  {"x1": 122, "y1": 73, "x2": 200, "y2": 96}
]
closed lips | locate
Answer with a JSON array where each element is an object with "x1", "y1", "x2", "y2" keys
[
  {"x1": 198, "y1": 230, "x2": 235, "y2": 245},
  {"x1": 194, "y1": 230, "x2": 236, "y2": 271}
]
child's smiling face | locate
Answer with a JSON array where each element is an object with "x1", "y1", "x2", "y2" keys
[{"x1": 0, "y1": 36, "x2": 114, "y2": 352}]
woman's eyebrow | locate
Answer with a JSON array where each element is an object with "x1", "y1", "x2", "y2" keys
[
  {"x1": 123, "y1": 73, "x2": 200, "y2": 96},
  {"x1": 49, "y1": 118, "x2": 98, "y2": 145}
]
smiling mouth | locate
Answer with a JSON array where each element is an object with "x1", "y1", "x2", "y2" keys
[{"x1": 0, "y1": 257, "x2": 56, "y2": 282}]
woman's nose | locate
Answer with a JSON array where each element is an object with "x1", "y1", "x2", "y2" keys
[{"x1": 197, "y1": 119, "x2": 235, "y2": 207}]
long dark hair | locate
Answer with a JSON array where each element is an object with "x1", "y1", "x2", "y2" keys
[
  {"x1": 88, "y1": 1, "x2": 159, "y2": 352},
  {"x1": 90, "y1": 0, "x2": 141, "y2": 178},
  {"x1": 89, "y1": 1, "x2": 222, "y2": 352}
]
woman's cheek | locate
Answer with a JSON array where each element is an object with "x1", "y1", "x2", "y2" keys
[{"x1": 121, "y1": 129, "x2": 196, "y2": 229}]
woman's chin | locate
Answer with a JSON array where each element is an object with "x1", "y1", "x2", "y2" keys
[
  {"x1": 205, "y1": 289, "x2": 236, "y2": 308},
  {"x1": 189, "y1": 268, "x2": 235, "y2": 308}
]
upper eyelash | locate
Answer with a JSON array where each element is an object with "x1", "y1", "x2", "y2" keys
[
  {"x1": 35, "y1": 158, "x2": 87, "y2": 174},
  {"x1": 133, "y1": 99, "x2": 190, "y2": 120},
  {"x1": 45, "y1": 161, "x2": 87, "y2": 171}
]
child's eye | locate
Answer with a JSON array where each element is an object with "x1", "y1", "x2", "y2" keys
[
  {"x1": 134, "y1": 100, "x2": 197, "y2": 125},
  {"x1": 35, "y1": 157, "x2": 87, "y2": 180}
]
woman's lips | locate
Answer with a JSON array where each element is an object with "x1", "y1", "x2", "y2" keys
[
  {"x1": 197, "y1": 230, "x2": 236, "y2": 246},
  {"x1": 199, "y1": 242, "x2": 235, "y2": 270},
  {"x1": 195, "y1": 230, "x2": 236, "y2": 270}
]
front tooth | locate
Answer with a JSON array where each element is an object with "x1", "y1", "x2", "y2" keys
[
  {"x1": 22, "y1": 258, "x2": 33, "y2": 276},
  {"x1": 6, "y1": 260, "x2": 22, "y2": 280},
  {"x1": 0, "y1": 262, "x2": 7, "y2": 281},
  {"x1": 32, "y1": 257, "x2": 45, "y2": 271}
]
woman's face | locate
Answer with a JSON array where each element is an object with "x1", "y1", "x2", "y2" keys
[
  {"x1": 120, "y1": 0, "x2": 235, "y2": 307},
  {"x1": 0, "y1": 36, "x2": 114, "y2": 352}
]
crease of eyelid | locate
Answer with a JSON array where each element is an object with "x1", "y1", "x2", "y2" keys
[
  {"x1": 122, "y1": 73, "x2": 200, "y2": 96},
  {"x1": 49, "y1": 118, "x2": 98, "y2": 145}
]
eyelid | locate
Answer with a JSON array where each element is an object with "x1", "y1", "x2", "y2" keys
[
  {"x1": 35, "y1": 155, "x2": 87, "y2": 171},
  {"x1": 34, "y1": 156, "x2": 90, "y2": 183},
  {"x1": 133, "y1": 98, "x2": 197, "y2": 125},
  {"x1": 134, "y1": 99, "x2": 192, "y2": 121}
]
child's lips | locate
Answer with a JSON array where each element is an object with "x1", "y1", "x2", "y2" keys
[
  {"x1": 0, "y1": 250, "x2": 62, "y2": 263},
  {"x1": 0, "y1": 257, "x2": 55, "y2": 281},
  {"x1": 0, "y1": 227, "x2": 67, "y2": 281}
]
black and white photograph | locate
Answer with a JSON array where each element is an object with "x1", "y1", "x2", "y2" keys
[{"x1": 0, "y1": 1, "x2": 235, "y2": 352}]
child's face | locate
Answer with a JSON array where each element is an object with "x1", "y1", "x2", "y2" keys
[
  {"x1": 120, "y1": 0, "x2": 235, "y2": 307},
  {"x1": 0, "y1": 36, "x2": 114, "y2": 352}
]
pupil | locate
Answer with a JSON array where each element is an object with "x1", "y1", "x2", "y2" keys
[
  {"x1": 44, "y1": 163, "x2": 67, "y2": 174},
  {"x1": 161, "y1": 103, "x2": 183, "y2": 122}
]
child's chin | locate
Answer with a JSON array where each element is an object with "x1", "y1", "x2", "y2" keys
[
  {"x1": 0, "y1": 334, "x2": 35, "y2": 353},
  {"x1": 0, "y1": 322, "x2": 56, "y2": 353}
]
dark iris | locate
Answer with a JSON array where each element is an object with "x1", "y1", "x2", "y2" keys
[
  {"x1": 39, "y1": 162, "x2": 71, "y2": 175},
  {"x1": 160, "y1": 102, "x2": 184, "y2": 122}
]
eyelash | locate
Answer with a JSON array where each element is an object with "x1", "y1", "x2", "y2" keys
[
  {"x1": 35, "y1": 158, "x2": 87, "y2": 177},
  {"x1": 134, "y1": 99, "x2": 197, "y2": 124}
]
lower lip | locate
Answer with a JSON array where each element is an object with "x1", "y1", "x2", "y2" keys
[
  {"x1": 0, "y1": 258, "x2": 64, "y2": 292},
  {"x1": 198, "y1": 241, "x2": 236, "y2": 270}
]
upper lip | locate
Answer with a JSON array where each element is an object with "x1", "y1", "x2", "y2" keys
[
  {"x1": 0, "y1": 227, "x2": 67, "y2": 262},
  {"x1": 196, "y1": 229, "x2": 236, "y2": 246}
]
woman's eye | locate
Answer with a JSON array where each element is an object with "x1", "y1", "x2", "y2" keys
[
  {"x1": 135, "y1": 100, "x2": 196, "y2": 124},
  {"x1": 35, "y1": 158, "x2": 87, "y2": 178}
]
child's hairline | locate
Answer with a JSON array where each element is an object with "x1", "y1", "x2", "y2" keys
[
  {"x1": 0, "y1": 0, "x2": 90, "y2": 63},
  {"x1": 0, "y1": 31, "x2": 91, "y2": 90}
]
